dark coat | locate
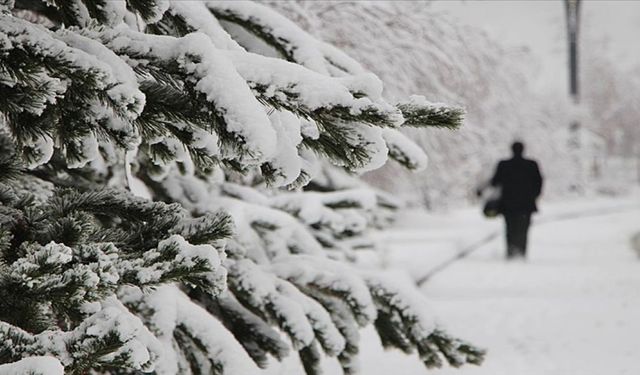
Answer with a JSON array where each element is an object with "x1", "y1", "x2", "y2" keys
[{"x1": 490, "y1": 156, "x2": 543, "y2": 213}]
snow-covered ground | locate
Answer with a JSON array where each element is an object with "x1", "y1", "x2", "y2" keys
[
  {"x1": 359, "y1": 192, "x2": 640, "y2": 375},
  {"x1": 264, "y1": 193, "x2": 640, "y2": 374}
]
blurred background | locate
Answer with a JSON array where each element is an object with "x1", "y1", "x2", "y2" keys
[
  {"x1": 270, "y1": 0, "x2": 640, "y2": 209},
  {"x1": 263, "y1": 2, "x2": 640, "y2": 374}
]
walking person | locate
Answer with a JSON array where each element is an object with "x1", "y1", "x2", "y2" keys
[{"x1": 489, "y1": 141, "x2": 543, "y2": 259}]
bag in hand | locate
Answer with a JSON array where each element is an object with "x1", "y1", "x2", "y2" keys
[
  {"x1": 480, "y1": 186, "x2": 501, "y2": 218},
  {"x1": 483, "y1": 198, "x2": 501, "y2": 218}
]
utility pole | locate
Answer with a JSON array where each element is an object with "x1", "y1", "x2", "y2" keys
[
  {"x1": 564, "y1": 0, "x2": 584, "y2": 190},
  {"x1": 565, "y1": 0, "x2": 581, "y2": 105}
]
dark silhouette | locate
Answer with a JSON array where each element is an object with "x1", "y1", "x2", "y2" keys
[{"x1": 490, "y1": 142, "x2": 543, "y2": 259}]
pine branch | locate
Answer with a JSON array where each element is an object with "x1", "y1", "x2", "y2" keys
[
  {"x1": 397, "y1": 96, "x2": 465, "y2": 129},
  {"x1": 210, "y1": 292, "x2": 290, "y2": 368},
  {"x1": 366, "y1": 275, "x2": 486, "y2": 370},
  {"x1": 2, "y1": 2, "x2": 484, "y2": 374}
]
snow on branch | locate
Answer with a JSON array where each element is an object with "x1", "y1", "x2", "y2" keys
[
  {"x1": 365, "y1": 273, "x2": 485, "y2": 368},
  {"x1": 219, "y1": 187, "x2": 324, "y2": 260},
  {"x1": 0, "y1": 357, "x2": 64, "y2": 375},
  {"x1": 119, "y1": 284, "x2": 257, "y2": 374},
  {"x1": 54, "y1": 29, "x2": 145, "y2": 120},
  {"x1": 0, "y1": 14, "x2": 143, "y2": 168},
  {"x1": 0, "y1": 356, "x2": 64, "y2": 375},
  {"x1": 213, "y1": 290, "x2": 291, "y2": 368},
  {"x1": 383, "y1": 128, "x2": 429, "y2": 171},
  {"x1": 206, "y1": 0, "x2": 366, "y2": 76},
  {"x1": 155, "y1": 1, "x2": 243, "y2": 51},
  {"x1": 81, "y1": 24, "x2": 277, "y2": 165},
  {"x1": 228, "y1": 51, "x2": 401, "y2": 128},
  {"x1": 226, "y1": 258, "x2": 316, "y2": 350},
  {"x1": 0, "y1": 305, "x2": 159, "y2": 373},
  {"x1": 0, "y1": 184, "x2": 232, "y2": 372},
  {"x1": 271, "y1": 255, "x2": 377, "y2": 326},
  {"x1": 267, "y1": 188, "x2": 379, "y2": 258},
  {"x1": 118, "y1": 234, "x2": 227, "y2": 294}
]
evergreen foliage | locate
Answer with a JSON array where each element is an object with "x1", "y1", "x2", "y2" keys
[{"x1": 0, "y1": 1, "x2": 483, "y2": 374}]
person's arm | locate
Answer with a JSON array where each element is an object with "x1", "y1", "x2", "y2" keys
[
  {"x1": 477, "y1": 162, "x2": 502, "y2": 197},
  {"x1": 533, "y1": 161, "x2": 543, "y2": 197}
]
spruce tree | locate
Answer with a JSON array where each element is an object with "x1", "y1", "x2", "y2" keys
[{"x1": 0, "y1": 1, "x2": 483, "y2": 374}]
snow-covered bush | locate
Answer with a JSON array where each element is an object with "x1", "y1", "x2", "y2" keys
[{"x1": 0, "y1": 1, "x2": 483, "y2": 373}]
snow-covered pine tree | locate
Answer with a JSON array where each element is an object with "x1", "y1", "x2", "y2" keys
[{"x1": 0, "y1": 1, "x2": 483, "y2": 374}]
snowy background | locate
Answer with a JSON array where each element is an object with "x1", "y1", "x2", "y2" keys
[
  {"x1": 272, "y1": 0, "x2": 640, "y2": 207},
  {"x1": 267, "y1": 1, "x2": 640, "y2": 374}
]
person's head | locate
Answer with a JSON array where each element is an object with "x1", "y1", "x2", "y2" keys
[{"x1": 511, "y1": 141, "x2": 524, "y2": 157}]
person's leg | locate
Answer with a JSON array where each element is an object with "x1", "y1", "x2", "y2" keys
[
  {"x1": 504, "y1": 213, "x2": 517, "y2": 259},
  {"x1": 520, "y1": 213, "x2": 532, "y2": 257},
  {"x1": 511, "y1": 213, "x2": 530, "y2": 258}
]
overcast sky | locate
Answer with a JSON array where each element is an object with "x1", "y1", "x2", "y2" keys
[{"x1": 430, "y1": 0, "x2": 640, "y2": 93}]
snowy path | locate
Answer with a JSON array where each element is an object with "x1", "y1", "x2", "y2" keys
[
  {"x1": 362, "y1": 196, "x2": 640, "y2": 375},
  {"x1": 425, "y1": 209, "x2": 640, "y2": 375}
]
